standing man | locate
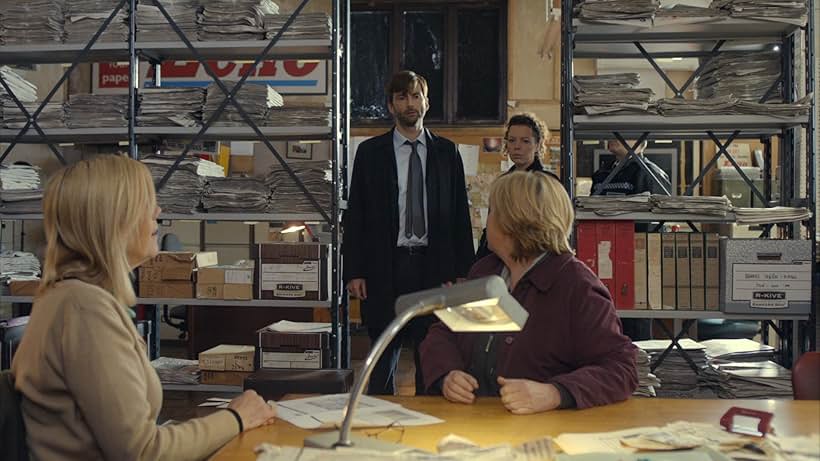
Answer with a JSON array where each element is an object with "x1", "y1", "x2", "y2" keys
[{"x1": 343, "y1": 70, "x2": 475, "y2": 395}]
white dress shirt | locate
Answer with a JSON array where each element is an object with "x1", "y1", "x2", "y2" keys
[{"x1": 393, "y1": 128, "x2": 429, "y2": 247}]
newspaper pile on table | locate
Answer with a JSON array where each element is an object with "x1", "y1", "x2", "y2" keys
[
  {"x1": 138, "y1": 88, "x2": 205, "y2": 127},
  {"x1": 700, "y1": 338, "x2": 775, "y2": 362},
  {"x1": 265, "y1": 160, "x2": 331, "y2": 214},
  {"x1": 733, "y1": 206, "x2": 812, "y2": 224},
  {"x1": 0, "y1": 0, "x2": 64, "y2": 45},
  {"x1": 150, "y1": 357, "x2": 200, "y2": 385},
  {"x1": 66, "y1": 94, "x2": 128, "y2": 128},
  {"x1": 0, "y1": 164, "x2": 42, "y2": 214},
  {"x1": 0, "y1": 251, "x2": 41, "y2": 285},
  {"x1": 649, "y1": 194, "x2": 733, "y2": 216},
  {"x1": 634, "y1": 339, "x2": 714, "y2": 398},
  {"x1": 574, "y1": 0, "x2": 659, "y2": 25},
  {"x1": 198, "y1": 0, "x2": 278, "y2": 41},
  {"x1": 142, "y1": 154, "x2": 224, "y2": 213},
  {"x1": 202, "y1": 177, "x2": 271, "y2": 213},
  {"x1": 709, "y1": 360, "x2": 793, "y2": 398},
  {"x1": 263, "y1": 12, "x2": 331, "y2": 40},
  {"x1": 265, "y1": 106, "x2": 332, "y2": 127},
  {"x1": 3, "y1": 101, "x2": 65, "y2": 129},
  {"x1": 575, "y1": 193, "x2": 652, "y2": 215},
  {"x1": 204, "y1": 81, "x2": 283, "y2": 126},
  {"x1": 136, "y1": 0, "x2": 198, "y2": 42},
  {"x1": 710, "y1": 0, "x2": 808, "y2": 25},
  {"x1": 574, "y1": 73, "x2": 655, "y2": 115},
  {"x1": 64, "y1": 0, "x2": 129, "y2": 43},
  {"x1": 696, "y1": 51, "x2": 781, "y2": 101},
  {"x1": 0, "y1": 66, "x2": 38, "y2": 105},
  {"x1": 634, "y1": 347, "x2": 660, "y2": 397}
]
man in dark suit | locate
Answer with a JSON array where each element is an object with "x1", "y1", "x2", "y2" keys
[{"x1": 343, "y1": 70, "x2": 475, "y2": 395}]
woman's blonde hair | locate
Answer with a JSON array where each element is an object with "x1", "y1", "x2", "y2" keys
[
  {"x1": 40, "y1": 155, "x2": 156, "y2": 307},
  {"x1": 488, "y1": 171, "x2": 574, "y2": 261},
  {"x1": 502, "y1": 112, "x2": 550, "y2": 159}
]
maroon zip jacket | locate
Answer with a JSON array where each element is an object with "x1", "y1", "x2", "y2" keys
[{"x1": 419, "y1": 252, "x2": 638, "y2": 409}]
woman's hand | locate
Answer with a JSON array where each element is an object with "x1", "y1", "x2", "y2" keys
[
  {"x1": 442, "y1": 370, "x2": 479, "y2": 404},
  {"x1": 228, "y1": 390, "x2": 277, "y2": 431},
  {"x1": 497, "y1": 377, "x2": 560, "y2": 415}
]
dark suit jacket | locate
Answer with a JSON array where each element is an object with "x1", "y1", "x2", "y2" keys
[
  {"x1": 343, "y1": 128, "x2": 475, "y2": 329},
  {"x1": 420, "y1": 252, "x2": 638, "y2": 409}
]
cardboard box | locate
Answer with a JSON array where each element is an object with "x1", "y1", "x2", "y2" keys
[
  {"x1": 259, "y1": 348, "x2": 328, "y2": 369},
  {"x1": 719, "y1": 239, "x2": 811, "y2": 314},
  {"x1": 613, "y1": 221, "x2": 635, "y2": 309},
  {"x1": 661, "y1": 233, "x2": 677, "y2": 310},
  {"x1": 689, "y1": 234, "x2": 706, "y2": 311},
  {"x1": 199, "y1": 344, "x2": 255, "y2": 372},
  {"x1": 705, "y1": 234, "x2": 721, "y2": 311},
  {"x1": 675, "y1": 233, "x2": 691, "y2": 310},
  {"x1": 138, "y1": 281, "x2": 195, "y2": 299},
  {"x1": 229, "y1": 155, "x2": 254, "y2": 176},
  {"x1": 9, "y1": 280, "x2": 39, "y2": 296},
  {"x1": 634, "y1": 233, "x2": 648, "y2": 309},
  {"x1": 196, "y1": 283, "x2": 224, "y2": 299},
  {"x1": 200, "y1": 370, "x2": 252, "y2": 386},
  {"x1": 140, "y1": 251, "x2": 218, "y2": 281},
  {"x1": 197, "y1": 264, "x2": 255, "y2": 285},
  {"x1": 255, "y1": 243, "x2": 329, "y2": 301},
  {"x1": 647, "y1": 233, "x2": 663, "y2": 310}
]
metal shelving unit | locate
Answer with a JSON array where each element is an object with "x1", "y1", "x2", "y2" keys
[
  {"x1": 561, "y1": 7, "x2": 816, "y2": 369},
  {"x1": 2, "y1": 296, "x2": 329, "y2": 309},
  {"x1": 575, "y1": 211, "x2": 737, "y2": 223},
  {"x1": 0, "y1": 0, "x2": 350, "y2": 367}
]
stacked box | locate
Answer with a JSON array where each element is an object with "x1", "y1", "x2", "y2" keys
[
  {"x1": 199, "y1": 344, "x2": 256, "y2": 385},
  {"x1": 139, "y1": 251, "x2": 218, "y2": 298},
  {"x1": 254, "y1": 243, "x2": 329, "y2": 301},
  {"x1": 196, "y1": 262, "x2": 255, "y2": 300},
  {"x1": 257, "y1": 329, "x2": 331, "y2": 369}
]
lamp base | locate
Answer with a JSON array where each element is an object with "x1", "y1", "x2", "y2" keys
[{"x1": 303, "y1": 431, "x2": 409, "y2": 453}]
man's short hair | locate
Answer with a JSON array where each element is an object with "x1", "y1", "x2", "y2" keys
[{"x1": 385, "y1": 70, "x2": 428, "y2": 104}]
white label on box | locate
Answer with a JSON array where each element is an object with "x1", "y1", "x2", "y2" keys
[
  {"x1": 732, "y1": 263, "x2": 812, "y2": 309},
  {"x1": 261, "y1": 350, "x2": 321, "y2": 369},
  {"x1": 262, "y1": 262, "x2": 318, "y2": 274},
  {"x1": 225, "y1": 269, "x2": 253, "y2": 284}
]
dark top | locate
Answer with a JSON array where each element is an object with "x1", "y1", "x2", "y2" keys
[
  {"x1": 342, "y1": 128, "x2": 475, "y2": 329},
  {"x1": 591, "y1": 156, "x2": 671, "y2": 196},
  {"x1": 419, "y1": 252, "x2": 638, "y2": 409}
]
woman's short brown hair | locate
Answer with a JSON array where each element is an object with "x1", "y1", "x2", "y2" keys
[
  {"x1": 489, "y1": 171, "x2": 574, "y2": 260},
  {"x1": 503, "y1": 112, "x2": 550, "y2": 159}
]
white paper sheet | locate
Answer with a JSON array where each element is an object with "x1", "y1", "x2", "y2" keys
[
  {"x1": 275, "y1": 394, "x2": 442, "y2": 429},
  {"x1": 458, "y1": 144, "x2": 479, "y2": 176}
]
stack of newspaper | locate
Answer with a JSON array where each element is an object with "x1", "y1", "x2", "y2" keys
[
  {"x1": 0, "y1": 66, "x2": 38, "y2": 105},
  {"x1": 0, "y1": 164, "x2": 42, "y2": 214},
  {"x1": 202, "y1": 177, "x2": 271, "y2": 213},
  {"x1": 198, "y1": 0, "x2": 278, "y2": 41},
  {"x1": 653, "y1": 4, "x2": 727, "y2": 25},
  {"x1": 710, "y1": 360, "x2": 793, "y2": 398},
  {"x1": 735, "y1": 93, "x2": 812, "y2": 117},
  {"x1": 265, "y1": 160, "x2": 332, "y2": 214},
  {"x1": 0, "y1": 251, "x2": 41, "y2": 284},
  {"x1": 733, "y1": 206, "x2": 812, "y2": 224},
  {"x1": 635, "y1": 339, "x2": 713, "y2": 398},
  {"x1": 203, "y1": 81, "x2": 283, "y2": 126},
  {"x1": 64, "y1": 0, "x2": 129, "y2": 43},
  {"x1": 136, "y1": 0, "x2": 199, "y2": 42},
  {"x1": 575, "y1": 193, "x2": 652, "y2": 215},
  {"x1": 710, "y1": 0, "x2": 808, "y2": 26},
  {"x1": 700, "y1": 338, "x2": 775, "y2": 362},
  {"x1": 634, "y1": 347, "x2": 660, "y2": 397},
  {"x1": 150, "y1": 357, "x2": 200, "y2": 385},
  {"x1": 265, "y1": 106, "x2": 332, "y2": 127},
  {"x1": 138, "y1": 88, "x2": 206, "y2": 127},
  {"x1": 2, "y1": 101, "x2": 65, "y2": 129},
  {"x1": 574, "y1": 73, "x2": 655, "y2": 115},
  {"x1": 263, "y1": 12, "x2": 331, "y2": 40},
  {"x1": 575, "y1": 0, "x2": 659, "y2": 24},
  {"x1": 696, "y1": 51, "x2": 781, "y2": 101},
  {"x1": 142, "y1": 154, "x2": 224, "y2": 213},
  {"x1": 0, "y1": 0, "x2": 64, "y2": 45},
  {"x1": 649, "y1": 194, "x2": 733, "y2": 216},
  {"x1": 656, "y1": 96, "x2": 738, "y2": 115},
  {"x1": 66, "y1": 94, "x2": 128, "y2": 128}
]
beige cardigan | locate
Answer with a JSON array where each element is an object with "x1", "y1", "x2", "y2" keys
[{"x1": 11, "y1": 280, "x2": 238, "y2": 461}]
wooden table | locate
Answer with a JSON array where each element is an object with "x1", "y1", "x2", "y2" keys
[{"x1": 210, "y1": 397, "x2": 820, "y2": 460}]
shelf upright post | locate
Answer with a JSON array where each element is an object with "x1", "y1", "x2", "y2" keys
[
  {"x1": 128, "y1": 0, "x2": 137, "y2": 159},
  {"x1": 805, "y1": 0, "x2": 816, "y2": 351},
  {"x1": 338, "y1": 0, "x2": 352, "y2": 369},
  {"x1": 331, "y1": 0, "x2": 341, "y2": 368},
  {"x1": 560, "y1": 0, "x2": 574, "y2": 199}
]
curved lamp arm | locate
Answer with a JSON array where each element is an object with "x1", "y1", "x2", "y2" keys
[{"x1": 334, "y1": 295, "x2": 444, "y2": 448}]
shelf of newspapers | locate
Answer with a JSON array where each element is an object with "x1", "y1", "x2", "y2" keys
[
  {"x1": 572, "y1": 115, "x2": 809, "y2": 140},
  {"x1": 0, "y1": 213, "x2": 327, "y2": 223},
  {"x1": 0, "y1": 126, "x2": 332, "y2": 144},
  {"x1": 0, "y1": 296, "x2": 330, "y2": 309},
  {"x1": 573, "y1": 18, "x2": 800, "y2": 43},
  {"x1": 575, "y1": 211, "x2": 737, "y2": 223}
]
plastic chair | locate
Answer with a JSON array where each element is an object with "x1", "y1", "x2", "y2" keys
[{"x1": 791, "y1": 351, "x2": 820, "y2": 400}]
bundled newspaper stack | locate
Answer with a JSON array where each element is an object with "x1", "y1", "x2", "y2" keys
[
  {"x1": 0, "y1": 66, "x2": 38, "y2": 105},
  {"x1": 575, "y1": 0, "x2": 659, "y2": 25},
  {"x1": 138, "y1": 88, "x2": 206, "y2": 127},
  {"x1": 734, "y1": 206, "x2": 812, "y2": 224},
  {"x1": 65, "y1": 0, "x2": 129, "y2": 43},
  {"x1": 696, "y1": 51, "x2": 781, "y2": 101},
  {"x1": 2, "y1": 101, "x2": 65, "y2": 129},
  {"x1": 633, "y1": 348, "x2": 660, "y2": 397},
  {"x1": 653, "y1": 4, "x2": 727, "y2": 25},
  {"x1": 710, "y1": 0, "x2": 808, "y2": 26},
  {"x1": 142, "y1": 154, "x2": 224, "y2": 213},
  {"x1": 202, "y1": 177, "x2": 271, "y2": 213},
  {"x1": 0, "y1": 164, "x2": 42, "y2": 214},
  {"x1": 150, "y1": 357, "x2": 200, "y2": 385},
  {"x1": 66, "y1": 94, "x2": 128, "y2": 128},
  {"x1": 649, "y1": 194, "x2": 733, "y2": 216},
  {"x1": 635, "y1": 339, "x2": 714, "y2": 398},
  {"x1": 735, "y1": 93, "x2": 813, "y2": 117},
  {"x1": 0, "y1": 251, "x2": 41, "y2": 286},
  {"x1": 265, "y1": 106, "x2": 332, "y2": 127},
  {"x1": 204, "y1": 81, "x2": 283, "y2": 126},
  {"x1": 136, "y1": 0, "x2": 199, "y2": 42},
  {"x1": 198, "y1": 0, "x2": 278, "y2": 41},
  {"x1": 265, "y1": 160, "x2": 331, "y2": 214},
  {"x1": 710, "y1": 360, "x2": 793, "y2": 398},
  {"x1": 575, "y1": 193, "x2": 652, "y2": 216},
  {"x1": 0, "y1": 0, "x2": 65, "y2": 45},
  {"x1": 574, "y1": 73, "x2": 655, "y2": 115},
  {"x1": 656, "y1": 95, "x2": 738, "y2": 116},
  {"x1": 263, "y1": 12, "x2": 331, "y2": 40}
]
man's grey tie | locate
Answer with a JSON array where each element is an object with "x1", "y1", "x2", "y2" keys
[{"x1": 405, "y1": 140, "x2": 426, "y2": 239}]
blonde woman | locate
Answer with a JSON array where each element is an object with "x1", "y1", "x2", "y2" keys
[
  {"x1": 421, "y1": 172, "x2": 637, "y2": 413},
  {"x1": 11, "y1": 155, "x2": 275, "y2": 460}
]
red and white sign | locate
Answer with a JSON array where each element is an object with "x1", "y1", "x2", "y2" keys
[{"x1": 92, "y1": 59, "x2": 327, "y2": 95}]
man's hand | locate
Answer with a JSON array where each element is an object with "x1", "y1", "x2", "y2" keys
[
  {"x1": 347, "y1": 278, "x2": 367, "y2": 299},
  {"x1": 497, "y1": 377, "x2": 561, "y2": 415},
  {"x1": 442, "y1": 370, "x2": 479, "y2": 404}
]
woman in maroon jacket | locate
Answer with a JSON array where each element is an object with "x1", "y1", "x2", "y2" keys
[{"x1": 420, "y1": 172, "x2": 637, "y2": 413}]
